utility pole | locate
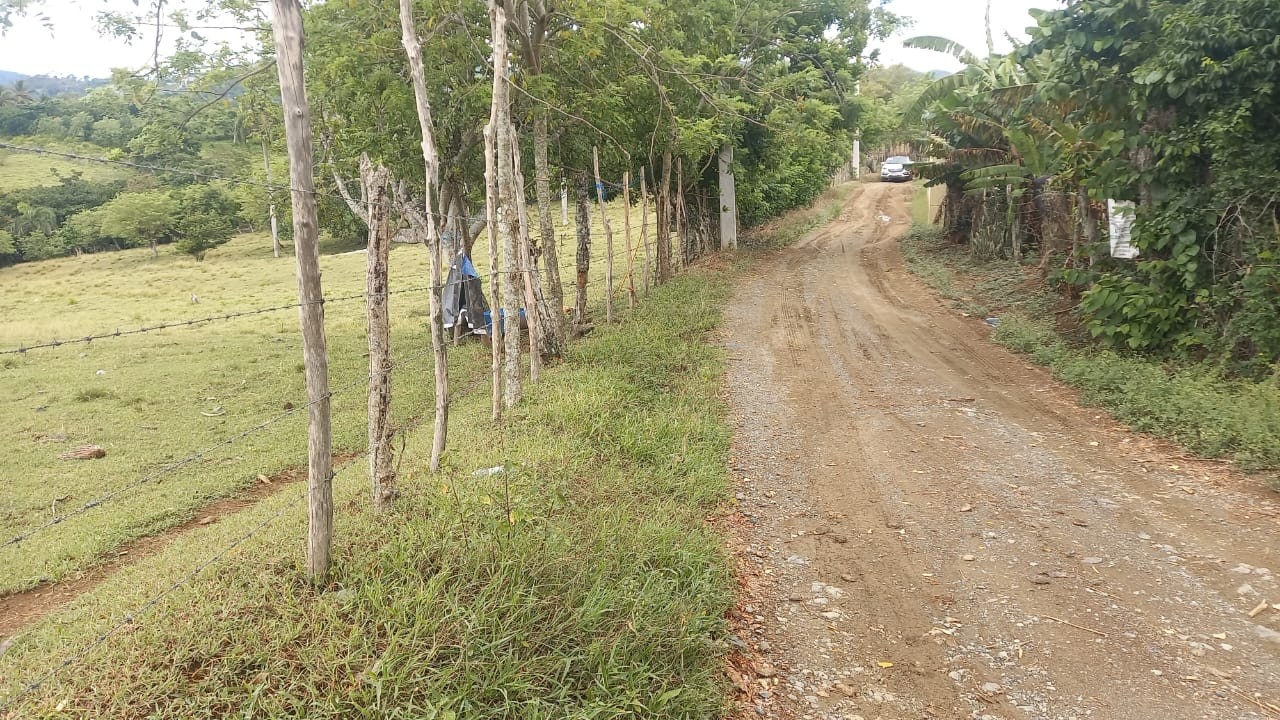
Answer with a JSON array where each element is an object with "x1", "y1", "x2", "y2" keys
[
  {"x1": 270, "y1": 0, "x2": 332, "y2": 579},
  {"x1": 852, "y1": 81, "x2": 862, "y2": 180},
  {"x1": 718, "y1": 143, "x2": 737, "y2": 250}
]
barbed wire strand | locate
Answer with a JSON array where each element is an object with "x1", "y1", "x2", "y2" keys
[
  {"x1": 0, "y1": 351, "x2": 495, "y2": 716},
  {"x1": 0, "y1": 285, "x2": 433, "y2": 356}
]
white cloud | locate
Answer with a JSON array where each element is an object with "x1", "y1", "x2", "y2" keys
[{"x1": 869, "y1": 0, "x2": 1061, "y2": 72}]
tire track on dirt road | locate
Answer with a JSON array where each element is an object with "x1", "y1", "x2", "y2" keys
[{"x1": 724, "y1": 181, "x2": 1280, "y2": 720}]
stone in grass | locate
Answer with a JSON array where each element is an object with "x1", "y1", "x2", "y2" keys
[{"x1": 60, "y1": 444, "x2": 106, "y2": 460}]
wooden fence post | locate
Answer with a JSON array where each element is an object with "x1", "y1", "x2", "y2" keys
[
  {"x1": 623, "y1": 170, "x2": 635, "y2": 309},
  {"x1": 361, "y1": 155, "x2": 396, "y2": 510},
  {"x1": 592, "y1": 146, "x2": 615, "y2": 324},
  {"x1": 270, "y1": 0, "x2": 332, "y2": 579},
  {"x1": 640, "y1": 167, "x2": 651, "y2": 295}
]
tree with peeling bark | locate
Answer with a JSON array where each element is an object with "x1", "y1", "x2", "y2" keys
[
  {"x1": 360, "y1": 153, "x2": 397, "y2": 509},
  {"x1": 573, "y1": 176, "x2": 592, "y2": 328},
  {"x1": 398, "y1": 0, "x2": 450, "y2": 472},
  {"x1": 488, "y1": 0, "x2": 523, "y2": 409}
]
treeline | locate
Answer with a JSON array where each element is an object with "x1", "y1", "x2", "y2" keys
[
  {"x1": 909, "y1": 0, "x2": 1280, "y2": 377},
  {"x1": 4, "y1": 0, "x2": 903, "y2": 268},
  {"x1": 0, "y1": 172, "x2": 243, "y2": 261},
  {"x1": 0, "y1": 53, "x2": 279, "y2": 265}
]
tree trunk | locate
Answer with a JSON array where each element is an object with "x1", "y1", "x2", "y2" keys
[
  {"x1": 592, "y1": 146, "x2": 615, "y2": 324},
  {"x1": 675, "y1": 157, "x2": 689, "y2": 266},
  {"x1": 361, "y1": 155, "x2": 396, "y2": 510},
  {"x1": 271, "y1": 0, "x2": 332, "y2": 579},
  {"x1": 533, "y1": 114, "x2": 565, "y2": 345},
  {"x1": 623, "y1": 169, "x2": 635, "y2": 308},
  {"x1": 574, "y1": 177, "x2": 591, "y2": 326},
  {"x1": 1078, "y1": 183, "x2": 1100, "y2": 271},
  {"x1": 489, "y1": 0, "x2": 521, "y2": 409},
  {"x1": 656, "y1": 150, "x2": 673, "y2": 282},
  {"x1": 718, "y1": 143, "x2": 737, "y2": 250},
  {"x1": 483, "y1": 122, "x2": 503, "y2": 422},
  {"x1": 399, "y1": 0, "x2": 449, "y2": 471},
  {"x1": 640, "y1": 167, "x2": 651, "y2": 295},
  {"x1": 263, "y1": 139, "x2": 281, "y2": 258},
  {"x1": 150, "y1": 240, "x2": 158, "y2": 259},
  {"x1": 510, "y1": 130, "x2": 542, "y2": 383}
]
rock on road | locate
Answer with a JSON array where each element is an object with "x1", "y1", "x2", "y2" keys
[{"x1": 723, "y1": 182, "x2": 1280, "y2": 720}]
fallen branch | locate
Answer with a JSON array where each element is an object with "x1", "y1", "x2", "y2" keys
[{"x1": 1042, "y1": 614, "x2": 1108, "y2": 637}]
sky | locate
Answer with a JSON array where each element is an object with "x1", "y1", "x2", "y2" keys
[
  {"x1": 0, "y1": 0, "x2": 250, "y2": 77},
  {"x1": 0, "y1": 0, "x2": 1056, "y2": 78},
  {"x1": 871, "y1": 0, "x2": 1059, "y2": 72}
]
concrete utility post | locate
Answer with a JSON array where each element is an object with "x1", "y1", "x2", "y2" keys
[
  {"x1": 852, "y1": 80, "x2": 862, "y2": 179},
  {"x1": 718, "y1": 143, "x2": 738, "y2": 250}
]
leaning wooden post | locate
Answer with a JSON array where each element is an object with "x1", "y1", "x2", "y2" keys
[
  {"x1": 640, "y1": 167, "x2": 652, "y2": 296},
  {"x1": 361, "y1": 155, "x2": 396, "y2": 510},
  {"x1": 399, "y1": 0, "x2": 449, "y2": 471},
  {"x1": 622, "y1": 170, "x2": 635, "y2": 309},
  {"x1": 270, "y1": 0, "x2": 332, "y2": 578},
  {"x1": 592, "y1": 146, "x2": 615, "y2": 324}
]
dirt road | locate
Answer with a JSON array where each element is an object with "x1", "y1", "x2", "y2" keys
[{"x1": 723, "y1": 182, "x2": 1280, "y2": 720}]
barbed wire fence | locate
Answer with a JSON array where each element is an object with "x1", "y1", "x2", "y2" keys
[
  {"x1": 0, "y1": 355, "x2": 495, "y2": 716},
  {"x1": 0, "y1": 285, "x2": 434, "y2": 356}
]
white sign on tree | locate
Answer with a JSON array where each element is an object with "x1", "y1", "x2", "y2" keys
[{"x1": 1107, "y1": 199, "x2": 1139, "y2": 259}]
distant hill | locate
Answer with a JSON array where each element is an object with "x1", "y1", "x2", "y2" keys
[
  {"x1": 928, "y1": 69, "x2": 953, "y2": 80},
  {"x1": 0, "y1": 70, "x2": 108, "y2": 96}
]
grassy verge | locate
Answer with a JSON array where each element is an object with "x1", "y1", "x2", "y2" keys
[
  {"x1": 742, "y1": 182, "x2": 856, "y2": 248},
  {"x1": 900, "y1": 224, "x2": 1280, "y2": 481},
  {"x1": 0, "y1": 268, "x2": 735, "y2": 718}
]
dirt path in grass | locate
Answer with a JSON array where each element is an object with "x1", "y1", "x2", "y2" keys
[
  {"x1": 0, "y1": 454, "x2": 341, "y2": 641},
  {"x1": 723, "y1": 181, "x2": 1280, "y2": 720}
]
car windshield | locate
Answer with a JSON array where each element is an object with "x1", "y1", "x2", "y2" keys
[{"x1": 886, "y1": 156, "x2": 911, "y2": 164}]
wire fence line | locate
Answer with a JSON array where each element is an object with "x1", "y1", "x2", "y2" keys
[
  {"x1": 0, "y1": 285, "x2": 434, "y2": 356},
  {"x1": 0, "y1": 351, "x2": 496, "y2": 716},
  {"x1": 0, "y1": 338, "x2": 447, "y2": 551}
]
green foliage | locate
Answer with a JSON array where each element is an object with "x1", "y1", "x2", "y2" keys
[
  {"x1": 97, "y1": 190, "x2": 179, "y2": 251},
  {"x1": 907, "y1": 0, "x2": 1280, "y2": 376},
  {"x1": 173, "y1": 211, "x2": 234, "y2": 260},
  {"x1": 1078, "y1": 276, "x2": 1189, "y2": 351}
]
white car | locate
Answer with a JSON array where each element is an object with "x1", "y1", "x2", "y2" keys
[{"x1": 880, "y1": 155, "x2": 913, "y2": 182}]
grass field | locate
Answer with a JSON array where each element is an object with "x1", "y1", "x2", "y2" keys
[
  {"x1": 0, "y1": 241, "x2": 736, "y2": 719},
  {"x1": 0, "y1": 200, "x2": 653, "y2": 598},
  {"x1": 899, "y1": 224, "x2": 1280, "y2": 479},
  {"x1": 0, "y1": 144, "x2": 130, "y2": 191}
]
